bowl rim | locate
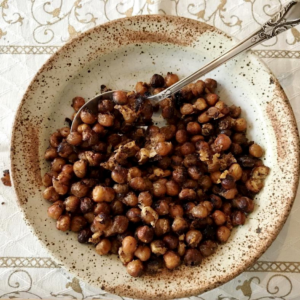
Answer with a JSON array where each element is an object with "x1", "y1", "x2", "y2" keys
[{"x1": 10, "y1": 14, "x2": 300, "y2": 300}]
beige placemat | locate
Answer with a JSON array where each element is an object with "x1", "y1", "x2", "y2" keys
[{"x1": 1, "y1": 0, "x2": 300, "y2": 299}]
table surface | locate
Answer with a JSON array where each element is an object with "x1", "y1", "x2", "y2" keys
[{"x1": 1, "y1": 0, "x2": 300, "y2": 299}]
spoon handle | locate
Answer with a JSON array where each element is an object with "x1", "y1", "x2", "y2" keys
[{"x1": 148, "y1": 1, "x2": 300, "y2": 103}]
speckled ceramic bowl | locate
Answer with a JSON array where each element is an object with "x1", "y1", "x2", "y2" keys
[{"x1": 10, "y1": 15, "x2": 300, "y2": 300}]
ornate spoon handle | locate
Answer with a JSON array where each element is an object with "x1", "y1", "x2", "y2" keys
[{"x1": 148, "y1": 1, "x2": 300, "y2": 103}]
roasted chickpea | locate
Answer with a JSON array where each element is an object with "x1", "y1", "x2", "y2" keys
[
  {"x1": 172, "y1": 216, "x2": 188, "y2": 234},
  {"x1": 141, "y1": 206, "x2": 158, "y2": 226},
  {"x1": 80, "y1": 108, "x2": 96, "y2": 124},
  {"x1": 232, "y1": 133, "x2": 247, "y2": 145},
  {"x1": 42, "y1": 171, "x2": 58, "y2": 187},
  {"x1": 162, "y1": 234, "x2": 178, "y2": 250},
  {"x1": 111, "y1": 200, "x2": 125, "y2": 215},
  {"x1": 44, "y1": 147, "x2": 58, "y2": 160},
  {"x1": 175, "y1": 129, "x2": 188, "y2": 144},
  {"x1": 150, "y1": 74, "x2": 165, "y2": 88},
  {"x1": 56, "y1": 215, "x2": 71, "y2": 231},
  {"x1": 172, "y1": 167, "x2": 187, "y2": 184},
  {"x1": 205, "y1": 78, "x2": 217, "y2": 91},
  {"x1": 191, "y1": 80, "x2": 205, "y2": 96},
  {"x1": 126, "y1": 208, "x2": 141, "y2": 223},
  {"x1": 232, "y1": 197, "x2": 254, "y2": 213},
  {"x1": 186, "y1": 230, "x2": 202, "y2": 248},
  {"x1": 122, "y1": 236, "x2": 138, "y2": 254},
  {"x1": 151, "y1": 240, "x2": 167, "y2": 255},
  {"x1": 111, "y1": 166, "x2": 128, "y2": 184},
  {"x1": 193, "y1": 98, "x2": 207, "y2": 111},
  {"x1": 191, "y1": 203, "x2": 208, "y2": 219},
  {"x1": 152, "y1": 181, "x2": 166, "y2": 197},
  {"x1": 98, "y1": 113, "x2": 114, "y2": 127},
  {"x1": 198, "y1": 111, "x2": 210, "y2": 123},
  {"x1": 94, "y1": 202, "x2": 111, "y2": 215},
  {"x1": 231, "y1": 211, "x2": 246, "y2": 226},
  {"x1": 154, "y1": 200, "x2": 169, "y2": 216},
  {"x1": 52, "y1": 177, "x2": 69, "y2": 195},
  {"x1": 205, "y1": 93, "x2": 219, "y2": 106},
  {"x1": 229, "y1": 163, "x2": 243, "y2": 181},
  {"x1": 119, "y1": 247, "x2": 134, "y2": 265},
  {"x1": 187, "y1": 166, "x2": 202, "y2": 180},
  {"x1": 179, "y1": 189, "x2": 196, "y2": 201},
  {"x1": 136, "y1": 225, "x2": 154, "y2": 243},
  {"x1": 214, "y1": 134, "x2": 231, "y2": 151},
  {"x1": 112, "y1": 90, "x2": 128, "y2": 105},
  {"x1": 163, "y1": 251, "x2": 181, "y2": 269},
  {"x1": 73, "y1": 159, "x2": 88, "y2": 178},
  {"x1": 180, "y1": 103, "x2": 194, "y2": 115},
  {"x1": 112, "y1": 215, "x2": 129, "y2": 234},
  {"x1": 47, "y1": 201, "x2": 64, "y2": 219},
  {"x1": 187, "y1": 122, "x2": 201, "y2": 135},
  {"x1": 156, "y1": 142, "x2": 173, "y2": 156},
  {"x1": 134, "y1": 245, "x2": 151, "y2": 261},
  {"x1": 78, "y1": 228, "x2": 92, "y2": 243},
  {"x1": 70, "y1": 181, "x2": 89, "y2": 198},
  {"x1": 57, "y1": 141, "x2": 73, "y2": 158},
  {"x1": 210, "y1": 194, "x2": 222, "y2": 209},
  {"x1": 96, "y1": 239, "x2": 112, "y2": 255},
  {"x1": 92, "y1": 186, "x2": 115, "y2": 202},
  {"x1": 79, "y1": 197, "x2": 93, "y2": 214},
  {"x1": 72, "y1": 96, "x2": 85, "y2": 111},
  {"x1": 199, "y1": 240, "x2": 218, "y2": 257},
  {"x1": 129, "y1": 177, "x2": 147, "y2": 192},
  {"x1": 113, "y1": 183, "x2": 129, "y2": 195},
  {"x1": 249, "y1": 143, "x2": 264, "y2": 158},
  {"x1": 233, "y1": 118, "x2": 247, "y2": 132},
  {"x1": 70, "y1": 216, "x2": 87, "y2": 232},
  {"x1": 217, "y1": 226, "x2": 231, "y2": 243},
  {"x1": 98, "y1": 99, "x2": 114, "y2": 113},
  {"x1": 43, "y1": 186, "x2": 60, "y2": 202},
  {"x1": 199, "y1": 175, "x2": 212, "y2": 191},
  {"x1": 164, "y1": 180, "x2": 179, "y2": 196},
  {"x1": 50, "y1": 131, "x2": 63, "y2": 148},
  {"x1": 181, "y1": 142, "x2": 196, "y2": 156},
  {"x1": 212, "y1": 210, "x2": 226, "y2": 225},
  {"x1": 221, "y1": 175, "x2": 235, "y2": 190},
  {"x1": 127, "y1": 259, "x2": 143, "y2": 277},
  {"x1": 169, "y1": 204, "x2": 184, "y2": 218},
  {"x1": 135, "y1": 82, "x2": 148, "y2": 95},
  {"x1": 154, "y1": 218, "x2": 170, "y2": 236},
  {"x1": 183, "y1": 249, "x2": 203, "y2": 266},
  {"x1": 66, "y1": 132, "x2": 82, "y2": 146},
  {"x1": 127, "y1": 167, "x2": 142, "y2": 181},
  {"x1": 138, "y1": 191, "x2": 153, "y2": 207},
  {"x1": 165, "y1": 72, "x2": 179, "y2": 87}
]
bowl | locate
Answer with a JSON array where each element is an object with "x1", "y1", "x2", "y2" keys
[{"x1": 10, "y1": 15, "x2": 300, "y2": 300}]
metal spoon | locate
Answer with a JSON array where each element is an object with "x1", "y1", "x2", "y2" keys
[{"x1": 72, "y1": 0, "x2": 300, "y2": 132}]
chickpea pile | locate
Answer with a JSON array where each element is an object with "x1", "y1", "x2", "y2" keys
[{"x1": 43, "y1": 73, "x2": 269, "y2": 277}]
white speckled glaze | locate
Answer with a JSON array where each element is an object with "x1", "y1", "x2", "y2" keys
[{"x1": 10, "y1": 16, "x2": 300, "y2": 300}]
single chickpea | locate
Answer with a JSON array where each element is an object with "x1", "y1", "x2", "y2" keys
[
  {"x1": 214, "y1": 133, "x2": 231, "y2": 151},
  {"x1": 119, "y1": 247, "x2": 134, "y2": 265},
  {"x1": 98, "y1": 113, "x2": 114, "y2": 127},
  {"x1": 96, "y1": 239, "x2": 112, "y2": 255},
  {"x1": 150, "y1": 74, "x2": 165, "y2": 88},
  {"x1": 44, "y1": 147, "x2": 58, "y2": 160},
  {"x1": 134, "y1": 245, "x2": 151, "y2": 261},
  {"x1": 154, "y1": 218, "x2": 170, "y2": 236},
  {"x1": 129, "y1": 177, "x2": 147, "y2": 192},
  {"x1": 187, "y1": 122, "x2": 201, "y2": 135},
  {"x1": 191, "y1": 205, "x2": 209, "y2": 219},
  {"x1": 56, "y1": 215, "x2": 71, "y2": 231},
  {"x1": 77, "y1": 228, "x2": 92, "y2": 244},
  {"x1": 172, "y1": 167, "x2": 187, "y2": 184},
  {"x1": 192, "y1": 80, "x2": 205, "y2": 96},
  {"x1": 70, "y1": 181, "x2": 89, "y2": 198},
  {"x1": 136, "y1": 225, "x2": 154, "y2": 243},
  {"x1": 169, "y1": 204, "x2": 184, "y2": 218},
  {"x1": 232, "y1": 197, "x2": 254, "y2": 213},
  {"x1": 127, "y1": 259, "x2": 143, "y2": 277},
  {"x1": 181, "y1": 142, "x2": 196, "y2": 155},
  {"x1": 187, "y1": 166, "x2": 202, "y2": 180},
  {"x1": 221, "y1": 175, "x2": 235, "y2": 190},
  {"x1": 43, "y1": 186, "x2": 60, "y2": 202},
  {"x1": 111, "y1": 166, "x2": 128, "y2": 184},
  {"x1": 180, "y1": 103, "x2": 194, "y2": 115},
  {"x1": 138, "y1": 191, "x2": 153, "y2": 207},
  {"x1": 112, "y1": 90, "x2": 128, "y2": 105},
  {"x1": 72, "y1": 96, "x2": 85, "y2": 111},
  {"x1": 178, "y1": 242, "x2": 186, "y2": 257},
  {"x1": 73, "y1": 159, "x2": 88, "y2": 178},
  {"x1": 151, "y1": 240, "x2": 167, "y2": 255},
  {"x1": 185, "y1": 230, "x2": 202, "y2": 248},
  {"x1": 233, "y1": 118, "x2": 247, "y2": 132},
  {"x1": 153, "y1": 181, "x2": 167, "y2": 198},
  {"x1": 111, "y1": 200, "x2": 125, "y2": 215},
  {"x1": 156, "y1": 142, "x2": 173, "y2": 156},
  {"x1": 163, "y1": 234, "x2": 179, "y2": 250},
  {"x1": 50, "y1": 131, "x2": 63, "y2": 148},
  {"x1": 64, "y1": 196, "x2": 80, "y2": 212},
  {"x1": 165, "y1": 72, "x2": 179, "y2": 87},
  {"x1": 165, "y1": 180, "x2": 180, "y2": 197},
  {"x1": 92, "y1": 186, "x2": 115, "y2": 202},
  {"x1": 175, "y1": 129, "x2": 188, "y2": 144},
  {"x1": 122, "y1": 236, "x2": 138, "y2": 254},
  {"x1": 199, "y1": 240, "x2": 218, "y2": 257},
  {"x1": 94, "y1": 202, "x2": 111, "y2": 215},
  {"x1": 249, "y1": 143, "x2": 264, "y2": 158},
  {"x1": 70, "y1": 216, "x2": 87, "y2": 232},
  {"x1": 179, "y1": 189, "x2": 196, "y2": 201},
  {"x1": 205, "y1": 93, "x2": 219, "y2": 106},
  {"x1": 205, "y1": 78, "x2": 217, "y2": 91},
  {"x1": 154, "y1": 200, "x2": 170, "y2": 216},
  {"x1": 212, "y1": 210, "x2": 227, "y2": 225},
  {"x1": 42, "y1": 171, "x2": 57, "y2": 187},
  {"x1": 183, "y1": 249, "x2": 203, "y2": 266},
  {"x1": 163, "y1": 251, "x2": 181, "y2": 270},
  {"x1": 172, "y1": 216, "x2": 188, "y2": 234},
  {"x1": 80, "y1": 108, "x2": 96, "y2": 124},
  {"x1": 198, "y1": 111, "x2": 210, "y2": 123},
  {"x1": 231, "y1": 211, "x2": 246, "y2": 226},
  {"x1": 135, "y1": 82, "x2": 148, "y2": 95},
  {"x1": 141, "y1": 206, "x2": 158, "y2": 226},
  {"x1": 229, "y1": 163, "x2": 243, "y2": 181},
  {"x1": 112, "y1": 215, "x2": 129, "y2": 234},
  {"x1": 47, "y1": 201, "x2": 64, "y2": 220},
  {"x1": 217, "y1": 226, "x2": 231, "y2": 243},
  {"x1": 66, "y1": 132, "x2": 82, "y2": 146},
  {"x1": 193, "y1": 98, "x2": 207, "y2": 111}
]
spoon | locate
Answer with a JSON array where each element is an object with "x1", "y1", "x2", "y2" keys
[{"x1": 72, "y1": 0, "x2": 300, "y2": 132}]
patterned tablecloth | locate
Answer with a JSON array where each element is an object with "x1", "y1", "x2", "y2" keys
[{"x1": 1, "y1": 0, "x2": 300, "y2": 299}]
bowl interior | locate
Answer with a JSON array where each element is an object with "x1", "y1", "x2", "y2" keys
[{"x1": 10, "y1": 16, "x2": 299, "y2": 300}]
